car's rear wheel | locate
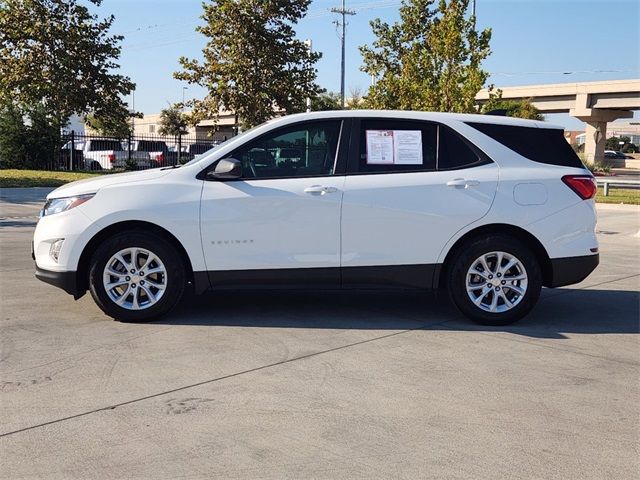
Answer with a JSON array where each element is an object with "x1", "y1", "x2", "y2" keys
[
  {"x1": 88, "y1": 231, "x2": 185, "y2": 322},
  {"x1": 448, "y1": 235, "x2": 542, "y2": 325}
]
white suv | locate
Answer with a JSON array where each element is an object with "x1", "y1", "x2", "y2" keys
[{"x1": 33, "y1": 111, "x2": 599, "y2": 325}]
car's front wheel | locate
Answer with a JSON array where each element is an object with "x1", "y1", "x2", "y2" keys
[
  {"x1": 448, "y1": 235, "x2": 542, "y2": 325},
  {"x1": 88, "y1": 231, "x2": 185, "y2": 321}
]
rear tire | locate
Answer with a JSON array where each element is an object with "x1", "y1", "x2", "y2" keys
[
  {"x1": 447, "y1": 235, "x2": 542, "y2": 325},
  {"x1": 88, "y1": 231, "x2": 185, "y2": 322}
]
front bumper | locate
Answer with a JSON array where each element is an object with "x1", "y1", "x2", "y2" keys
[
  {"x1": 35, "y1": 266, "x2": 81, "y2": 297},
  {"x1": 548, "y1": 254, "x2": 599, "y2": 288}
]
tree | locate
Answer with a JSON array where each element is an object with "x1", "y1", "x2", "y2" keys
[
  {"x1": 0, "y1": 100, "x2": 28, "y2": 168},
  {"x1": 158, "y1": 105, "x2": 188, "y2": 137},
  {"x1": 175, "y1": 0, "x2": 322, "y2": 129},
  {"x1": 360, "y1": 0, "x2": 492, "y2": 112},
  {"x1": 481, "y1": 93, "x2": 544, "y2": 120},
  {"x1": 85, "y1": 111, "x2": 140, "y2": 138},
  {"x1": 0, "y1": 0, "x2": 134, "y2": 133},
  {"x1": 0, "y1": 100, "x2": 58, "y2": 169},
  {"x1": 312, "y1": 92, "x2": 342, "y2": 111},
  {"x1": 346, "y1": 87, "x2": 366, "y2": 110}
]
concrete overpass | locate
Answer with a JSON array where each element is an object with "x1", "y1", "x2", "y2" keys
[{"x1": 476, "y1": 79, "x2": 640, "y2": 162}]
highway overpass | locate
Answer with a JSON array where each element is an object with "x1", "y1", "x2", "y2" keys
[{"x1": 476, "y1": 79, "x2": 640, "y2": 162}]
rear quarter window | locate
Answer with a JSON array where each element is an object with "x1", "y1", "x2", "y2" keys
[{"x1": 467, "y1": 122, "x2": 584, "y2": 168}]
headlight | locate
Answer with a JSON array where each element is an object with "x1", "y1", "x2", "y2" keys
[{"x1": 40, "y1": 194, "x2": 95, "y2": 217}]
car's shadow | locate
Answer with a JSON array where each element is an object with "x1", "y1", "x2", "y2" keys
[{"x1": 145, "y1": 287, "x2": 640, "y2": 339}]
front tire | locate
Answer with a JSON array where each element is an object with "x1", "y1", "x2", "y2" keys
[
  {"x1": 448, "y1": 235, "x2": 542, "y2": 325},
  {"x1": 88, "y1": 231, "x2": 185, "y2": 322}
]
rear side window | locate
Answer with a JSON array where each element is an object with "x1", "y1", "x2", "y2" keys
[
  {"x1": 358, "y1": 120, "x2": 437, "y2": 173},
  {"x1": 136, "y1": 141, "x2": 167, "y2": 152},
  {"x1": 438, "y1": 127, "x2": 484, "y2": 170},
  {"x1": 89, "y1": 140, "x2": 122, "y2": 151},
  {"x1": 467, "y1": 122, "x2": 583, "y2": 168}
]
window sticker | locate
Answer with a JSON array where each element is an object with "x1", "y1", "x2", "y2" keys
[
  {"x1": 365, "y1": 130, "x2": 394, "y2": 164},
  {"x1": 393, "y1": 130, "x2": 422, "y2": 165},
  {"x1": 365, "y1": 130, "x2": 423, "y2": 165}
]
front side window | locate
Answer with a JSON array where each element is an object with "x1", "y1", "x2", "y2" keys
[
  {"x1": 358, "y1": 120, "x2": 437, "y2": 173},
  {"x1": 231, "y1": 120, "x2": 341, "y2": 179}
]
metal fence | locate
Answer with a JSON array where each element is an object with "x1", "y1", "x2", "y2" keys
[{"x1": 55, "y1": 131, "x2": 221, "y2": 171}]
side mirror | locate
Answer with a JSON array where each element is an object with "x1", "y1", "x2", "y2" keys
[{"x1": 207, "y1": 158, "x2": 242, "y2": 180}]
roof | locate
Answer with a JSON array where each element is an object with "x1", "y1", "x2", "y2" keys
[{"x1": 267, "y1": 110, "x2": 560, "y2": 130}]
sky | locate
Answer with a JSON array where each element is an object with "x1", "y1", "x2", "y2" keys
[{"x1": 90, "y1": 0, "x2": 640, "y2": 129}]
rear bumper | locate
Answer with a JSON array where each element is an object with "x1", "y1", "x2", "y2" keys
[
  {"x1": 35, "y1": 267, "x2": 81, "y2": 297},
  {"x1": 548, "y1": 254, "x2": 599, "y2": 288}
]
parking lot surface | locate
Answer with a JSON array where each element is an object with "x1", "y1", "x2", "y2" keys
[{"x1": 1, "y1": 188, "x2": 638, "y2": 479}]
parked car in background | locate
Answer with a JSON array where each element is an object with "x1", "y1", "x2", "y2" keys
[
  {"x1": 604, "y1": 150, "x2": 627, "y2": 160},
  {"x1": 34, "y1": 111, "x2": 599, "y2": 325},
  {"x1": 80, "y1": 139, "x2": 151, "y2": 170},
  {"x1": 129, "y1": 140, "x2": 174, "y2": 167},
  {"x1": 186, "y1": 142, "x2": 216, "y2": 162},
  {"x1": 168, "y1": 145, "x2": 191, "y2": 164},
  {"x1": 60, "y1": 141, "x2": 85, "y2": 170}
]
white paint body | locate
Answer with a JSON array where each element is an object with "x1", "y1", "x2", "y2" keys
[{"x1": 34, "y1": 111, "x2": 597, "y2": 282}]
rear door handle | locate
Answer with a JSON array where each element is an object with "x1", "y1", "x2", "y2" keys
[
  {"x1": 446, "y1": 178, "x2": 480, "y2": 188},
  {"x1": 304, "y1": 185, "x2": 338, "y2": 195}
]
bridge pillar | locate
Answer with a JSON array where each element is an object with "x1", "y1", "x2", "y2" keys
[
  {"x1": 570, "y1": 98, "x2": 633, "y2": 163},
  {"x1": 582, "y1": 121, "x2": 607, "y2": 164}
]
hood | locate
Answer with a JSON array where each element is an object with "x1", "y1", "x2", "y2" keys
[{"x1": 47, "y1": 168, "x2": 173, "y2": 199}]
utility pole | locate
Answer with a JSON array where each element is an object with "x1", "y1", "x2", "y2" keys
[{"x1": 331, "y1": 0, "x2": 355, "y2": 108}]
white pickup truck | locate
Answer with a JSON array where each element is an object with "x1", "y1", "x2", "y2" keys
[{"x1": 81, "y1": 139, "x2": 153, "y2": 170}]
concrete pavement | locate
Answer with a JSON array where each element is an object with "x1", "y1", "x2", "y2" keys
[{"x1": 0, "y1": 189, "x2": 638, "y2": 479}]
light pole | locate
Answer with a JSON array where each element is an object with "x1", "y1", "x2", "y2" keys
[{"x1": 331, "y1": 0, "x2": 355, "y2": 108}]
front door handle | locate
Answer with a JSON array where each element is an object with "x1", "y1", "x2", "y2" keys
[
  {"x1": 304, "y1": 185, "x2": 338, "y2": 195},
  {"x1": 447, "y1": 178, "x2": 480, "y2": 188}
]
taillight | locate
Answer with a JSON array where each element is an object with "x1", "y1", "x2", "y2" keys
[
  {"x1": 562, "y1": 175, "x2": 597, "y2": 200},
  {"x1": 156, "y1": 153, "x2": 164, "y2": 164},
  {"x1": 108, "y1": 153, "x2": 115, "y2": 163}
]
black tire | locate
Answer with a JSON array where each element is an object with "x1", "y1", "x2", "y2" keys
[
  {"x1": 447, "y1": 235, "x2": 542, "y2": 325},
  {"x1": 88, "y1": 231, "x2": 186, "y2": 322}
]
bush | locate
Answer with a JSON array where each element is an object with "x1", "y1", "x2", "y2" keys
[{"x1": 585, "y1": 161, "x2": 611, "y2": 175}]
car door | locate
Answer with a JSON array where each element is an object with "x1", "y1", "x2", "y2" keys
[
  {"x1": 200, "y1": 119, "x2": 348, "y2": 287},
  {"x1": 340, "y1": 118, "x2": 499, "y2": 288}
]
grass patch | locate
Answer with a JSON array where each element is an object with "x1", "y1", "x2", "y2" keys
[
  {"x1": 0, "y1": 169, "x2": 104, "y2": 188},
  {"x1": 596, "y1": 186, "x2": 640, "y2": 205}
]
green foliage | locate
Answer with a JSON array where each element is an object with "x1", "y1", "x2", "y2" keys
[
  {"x1": 360, "y1": 0, "x2": 492, "y2": 112},
  {"x1": 158, "y1": 105, "x2": 188, "y2": 137},
  {"x1": 585, "y1": 161, "x2": 611, "y2": 175},
  {"x1": 0, "y1": 100, "x2": 28, "y2": 168},
  {"x1": 0, "y1": 101, "x2": 58, "y2": 169},
  {"x1": 175, "y1": 0, "x2": 322, "y2": 129},
  {"x1": 85, "y1": 111, "x2": 139, "y2": 138},
  {"x1": 312, "y1": 92, "x2": 342, "y2": 111},
  {"x1": 481, "y1": 92, "x2": 544, "y2": 120},
  {"x1": 0, "y1": 0, "x2": 134, "y2": 130},
  {"x1": 606, "y1": 135, "x2": 635, "y2": 152}
]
